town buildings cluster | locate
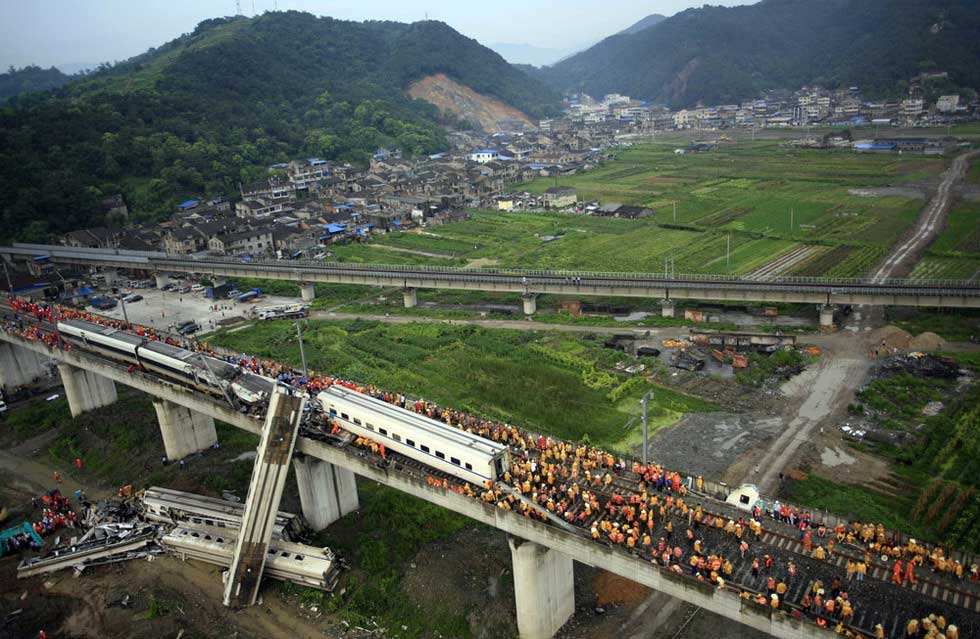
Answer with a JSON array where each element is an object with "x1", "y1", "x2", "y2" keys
[
  {"x1": 59, "y1": 126, "x2": 623, "y2": 258},
  {"x1": 56, "y1": 76, "x2": 977, "y2": 261},
  {"x1": 564, "y1": 75, "x2": 978, "y2": 131}
]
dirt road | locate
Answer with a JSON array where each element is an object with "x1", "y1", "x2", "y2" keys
[
  {"x1": 873, "y1": 149, "x2": 979, "y2": 281},
  {"x1": 740, "y1": 342, "x2": 872, "y2": 494},
  {"x1": 311, "y1": 310, "x2": 691, "y2": 337}
]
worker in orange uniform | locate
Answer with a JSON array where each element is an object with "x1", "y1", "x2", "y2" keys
[
  {"x1": 892, "y1": 559, "x2": 904, "y2": 586},
  {"x1": 905, "y1": 560, "x2": 917, "y2": 585}
]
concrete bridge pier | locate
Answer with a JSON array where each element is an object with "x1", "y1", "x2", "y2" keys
[
  {"x1": 403, "y1": 288, "x2": 418, "y2": 308},
  {"x1": 661, "y1": 299, "x2": 675, "y2": 318},
  {"x1": 57, "y1": 362, "x2": 117, "y2": 417},
  {"x1": 300, "y1": 282, "x2": 316, "y2": 302},
  {"x1": 103, "y1": 269, "x2": 120, "y2": 286},
  {"x1": 293, "y1": 454, "x2": 360, "y2": 531},
  {"x1": 522, "y1": 293, "x2": 538, "y2": 316},
  {"x1": 155, "y1": 274, "x2": 171, "y2": 289},
  {"x1": 0, "y1": 342, "x2": 51, "y2": 393},
  {"x1": 152, "y1": 399, "x2": 218, "y2": 461},
  {"x1": 508, "y1": 536, "x2": 574, "y2": 639},
  {"x1": 819, "y1": 305, "x2": 836, "y2": 329}
]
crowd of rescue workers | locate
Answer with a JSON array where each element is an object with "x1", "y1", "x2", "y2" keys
[{"x1": 2, "y1": 297, "x2": 977, "y2": 639}]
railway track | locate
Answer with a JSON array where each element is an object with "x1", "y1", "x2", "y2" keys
[
  {"x1": 4, "y1": 244, "x2": 980, "y2": 302},
  {"x1": 4, "y1": 303, "x2": 979, "y2": 638}
]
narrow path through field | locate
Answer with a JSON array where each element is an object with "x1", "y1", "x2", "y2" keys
[
  {"x1": 745, "y1": 245, "x2": 822, "y2": 280},
  {"x1": 365, "y1": 244, "x2": 454, "y2": 259},
  {"x1": 873, "y1": 149, "x2": 979, "y2": 281},
  {"x1": 310, "y1": 310, "x2": 691, "y2": 337}
]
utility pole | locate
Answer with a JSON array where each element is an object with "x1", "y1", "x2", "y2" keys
[
  {"x1": 640, "y1": 391, "x2": 650, "y2": 465},
  {"x1": 790, "y1": 208, "x2": 794, "y2": 233},
  {"x1": 1, "y1": 259, "x2": 12, "y2": 293},
  {"x1": 672, "y1": 200, "x2": 677, "y2": 223},
  {"x1": 119, "y1": 296, "x2": 130, "y2": 327},
  {"x1": 726, "y1": 233, "x2": 731, "y2": 272},
  {"x1": 296, "y1": 320, "x2": 308, "y2": 378}
]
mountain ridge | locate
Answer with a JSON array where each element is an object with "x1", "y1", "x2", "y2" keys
[
  {"x1": 619, "y1": 13, "x2": 666, "y2": 35},
  {"x1": 0, "y1": 11, "x2": 560, "y2": 242},
  {"x1": 540, "y1": 0, "x2": 980, "y2": 107}
]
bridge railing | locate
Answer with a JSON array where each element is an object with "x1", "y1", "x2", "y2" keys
[
  {"x1": 153, "y1": 255, "x2": 980, "y2": 291},
  {"x1": 4, "y1": 243, "x2": 979, "y2": 293}
]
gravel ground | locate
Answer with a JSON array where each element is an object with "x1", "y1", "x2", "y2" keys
[
  {"x1": 93, "y1": 286, "x2": 295, "y2": 335},
  {"x1": 645, "y1": 412, "x2": 784, "y2": 481}
]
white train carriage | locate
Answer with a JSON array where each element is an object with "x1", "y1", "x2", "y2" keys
[
  {"x1": 141, "y1": 486, "x2": 306, "y2": 541},
  {"x1": 162, "y1": 526, "x2": 340, "y2": 591},
  {"x1": 57, "y1": 319, "x2": 273, "y2": 406},
  {"x1": 317, "y1": 386, "x2": 510, "y2": 484}
]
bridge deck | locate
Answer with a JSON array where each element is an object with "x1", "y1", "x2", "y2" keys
[
  {"x1": 3, "y1": 243, "x2": 979, "y2": 308},
  {"x1": 1, "y1": 304, "x2": 977, "y2": 638}
]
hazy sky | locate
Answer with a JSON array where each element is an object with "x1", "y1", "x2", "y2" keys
[{"x1": 0, "y1": 0, "x2": 749, "y2": 70}]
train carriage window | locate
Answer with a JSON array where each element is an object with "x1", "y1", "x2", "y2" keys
[
  {"x1": 378, "y1": 428, "x2": 387, "y2": 436},
  {"x1": 295, "y1": 555, "x2": 304, "y2": 561},
  {"x1": 420, "y1": 445, "x2": 430, "y2": 453},
  {"x1": 465, "y1": 463, "x2": 473, "y2": 471},
  {"x1": 341, "y1": 413, "x2": 349, "y2": 420},
  {"x1": 366, "y1": 423, "x2": 374, "y2": 431},
  {"x1": 406, "y1": 439, "x2": 415, "y2": 447},
  {"x1": 435, "y1": 451, "x2": 445, "y2": 460},
  {"x1": 353, "y1": 418, "x2": 361, "y2": 426},
  {"x1": 392, "y1": 434, "x2": 401, "y2": 442},
  {"x1": 450, "y1": 457, "x2": 460, "y2": 466}
]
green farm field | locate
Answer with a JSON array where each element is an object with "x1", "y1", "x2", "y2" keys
[
  {"x1": 333, "y1": 141, "x2": 947, "y2": 278},
  {"x1": 909, "y1": 200, "x2": 980, "y2": 280},
  {"x1": 206, "y1": 319, "x2": 715, "y2": 450}
]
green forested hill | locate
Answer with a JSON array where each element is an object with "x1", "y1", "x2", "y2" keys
[
  {"x1": 0, "y1": 65, "x2": 74, "y2": 102},
  {"x1": 540, "y1": 0, "x2": 980, "y2": 107},
  {"x1": 0, "y1": 11, "x2": 560, "y2": 242}
]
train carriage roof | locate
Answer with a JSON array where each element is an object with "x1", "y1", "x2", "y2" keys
[
  {"x1": 60, "y1": 319, "x2": 143, "y2": 346},
  {"x1": 322, "y1": 386, "x2": 506, "y2": 457}
]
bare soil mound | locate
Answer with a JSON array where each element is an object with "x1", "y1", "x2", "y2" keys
[
  {"x1": 909, "y1": 331, "x2": 946, "y2": 352},
  {"x1": 874, "y1": 325, "x2": 913, "y2": 353},
  {"x1": 407, "y1": 73, "x2": 534, "y2": 132},
  {"x1": 594, "y1": 570, "x2": 650, "y2": 607}
]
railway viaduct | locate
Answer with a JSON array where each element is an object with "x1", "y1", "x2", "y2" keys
[
  {"x1": 2, "y1": 324, "x2": 978, "y2": 639},
  {"x1": 3, "y1": 244, "x2": 980, "y2": 327}
]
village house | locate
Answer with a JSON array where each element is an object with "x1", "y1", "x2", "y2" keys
[{"x1": 542, "y1": 186, "x2": 577, "y2": 209}]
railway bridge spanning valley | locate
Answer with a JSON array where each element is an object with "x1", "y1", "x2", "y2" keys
[
  {"x1": 1, "y1": 299, "x2": 978, "y2": 639},
  {"x1": 2, "y1": 245, "x2": 980, "y2": 326}
]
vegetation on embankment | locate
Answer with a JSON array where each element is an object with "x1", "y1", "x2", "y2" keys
[
  {"x1": 786, "y1": 378, "x2": 980, "y2": 553},
  {"x1": 206, "y1": 319, "x2": 716, "y2": 448}
]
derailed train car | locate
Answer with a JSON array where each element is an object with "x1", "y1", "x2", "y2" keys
[
  {"x1": 317, "y1": 385, "x2": 510, "y2": 485},
  {"x1": 163, "y1": 526, "x2": 340, "y2": 591},
  {"x1": 57, "y1": 319, "x2": 274, "y2": 407},
  {"x1": 141, "y1": 486, "x2": 307, "y2": 541}
]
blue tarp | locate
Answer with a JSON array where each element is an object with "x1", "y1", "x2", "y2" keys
[
  {"x1": 325, "y1": 223, "x2": 346, "y2": 234},
  {"x1": 0, "y1": 521, "x2": 43, "y2": 556},
  {"x1": 177, "y1": 199, "x2": 200, "y2": 210}
]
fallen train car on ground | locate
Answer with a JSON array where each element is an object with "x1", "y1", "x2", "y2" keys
[
  {"x1": 141, "y1": 486, "x2": 307, "y2": 541},
  {"x1": 163, "y1": 526, "x2": 340, "y2": 591}
]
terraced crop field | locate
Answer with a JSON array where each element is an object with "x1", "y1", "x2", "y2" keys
[
  {"x1": 331, "y1": 141, "x2": 948, "y2": 278},
  {"x1": 909, "y1": 202, "x2": 980, "y2": 281}
]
